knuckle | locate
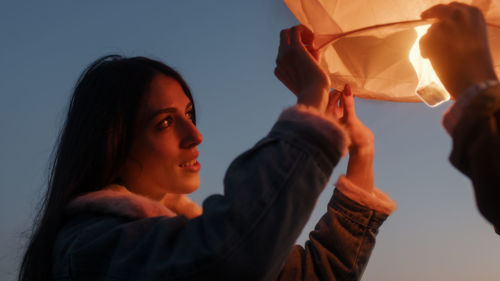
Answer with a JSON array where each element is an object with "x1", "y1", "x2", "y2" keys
[
  {"x1": 470, "y1": 5, "x2": 481, "y2": 13},
  {"x1": 451, "y1": 9, "x2": 464, "y2": 21},
  {"x1": 470, "y1": 6, "x2": 484, "y2": 18}
]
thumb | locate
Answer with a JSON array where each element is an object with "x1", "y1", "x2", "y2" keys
[{"x1": 421, "y1": 4, "x2": 450, "y2": 20}]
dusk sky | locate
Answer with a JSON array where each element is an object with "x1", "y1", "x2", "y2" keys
[{"x1": 1, "y1": 1, "x2": 500, "y2": 280}]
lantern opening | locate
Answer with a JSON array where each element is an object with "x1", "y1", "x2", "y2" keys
[{"x1": 409, "y1": 25, "x2": 450, "y2": 107}]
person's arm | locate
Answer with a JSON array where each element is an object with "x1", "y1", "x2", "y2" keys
[
  {"x1": 447, "y1": 84, "x2": 500, "y2": 232},
  {"x1": 420, "y1": 3, "x2": 500, "y2": 231},
  {"x1": 277, "y1": 173, "x2": 395, "y2": 281},
  {"x1": 276, "y1": 85, "x2": 395, "y2": 281},
  {"x1": 277, "y1": 188, "x2": 391, "y2": 281}
]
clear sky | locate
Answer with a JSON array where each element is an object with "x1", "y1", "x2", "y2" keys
[{"x1": 1, "y1": 1, "x2": 499, "y2": 281}]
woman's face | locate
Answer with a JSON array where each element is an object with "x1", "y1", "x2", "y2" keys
[{"x1": 120, "y1": 74, "x2": 203, "y2": 199}]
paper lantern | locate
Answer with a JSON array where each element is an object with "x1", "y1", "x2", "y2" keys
[{"x1": 284, "y1": 0, "x2": 500, "y2": 106}]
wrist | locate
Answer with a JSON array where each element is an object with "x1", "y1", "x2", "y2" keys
[
  {"x1": 452, "y1": 67, "x2": 498, "y2": 99},
  {"x1": 349, "y1": 144, "x2": 374, "y2": 157},
  {"x1": 346, "y1": 149, "x2": 374, "y2": 192},
  {"x1": 443, "y1": 79, "x2": 500, "y2": 135},
  {"x1": 297, "y1": 87, "x2": 329, "y2": 112}
]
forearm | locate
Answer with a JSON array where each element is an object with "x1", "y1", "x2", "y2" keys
[
  {"x1": 277, "y1": 189, "x2": 389, "y2": 281},
  {"x1": 346, "y1": 146, "x2": 374, "y2": 192}
]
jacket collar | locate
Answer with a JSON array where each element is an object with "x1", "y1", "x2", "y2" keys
[{"x1": 67, "y1": 184, "x2": 202, "y2": 220}]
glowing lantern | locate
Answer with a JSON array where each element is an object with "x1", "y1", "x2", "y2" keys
[
  {"x1": 284, "y1": 0, "x2": 500, "y2": 107},
  {"x1": 409, "y1": 24, "x2": 449, "y2": 107}
]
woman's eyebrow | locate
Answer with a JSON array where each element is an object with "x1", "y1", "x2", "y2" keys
[
  {"x1": 148, "y1": 102, "x2": 193, "y2": 121},
  {"x1": 148, "y1": 107, "x2": 177, "y2": 121}
]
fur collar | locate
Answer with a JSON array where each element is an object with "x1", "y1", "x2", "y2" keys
[
  {"x1": 67, "y1": 184, "x2": 202, "y2": 220},
  {"x1": 280, "y1": 104, "x2": 349, "y2": 156}
]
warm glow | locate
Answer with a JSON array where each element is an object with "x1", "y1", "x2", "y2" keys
[{"x1": 409, "y1": 24, "x2": 450, "y2": 107}]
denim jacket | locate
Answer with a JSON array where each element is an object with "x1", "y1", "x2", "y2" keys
[{"x1": 52, "y1": 106, "x2": 392, "y2": 281}]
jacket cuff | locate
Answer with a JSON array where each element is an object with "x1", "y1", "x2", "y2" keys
[
  {"x1": 443, "y1": 80, "x2": 500, "y2": 135},
  {"x1": 335, "y1": 175, "x2": 396, "y2": 215},
  {"x1": 278, "y1": 104, "x2": 349, "y2": 156}
]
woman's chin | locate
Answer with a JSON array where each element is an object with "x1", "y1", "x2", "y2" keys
[{"x1": 168, "y1": 176, "x2": 200, "y2": 194}]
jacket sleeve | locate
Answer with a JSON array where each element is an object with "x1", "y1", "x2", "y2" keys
[
  {"x1": 60, "y1": 106, "x2": 350, "y2": 281},
  {"x1": 276, "y1": 189, "x2": 389, "y2": 281},
  {"x1": 447, "y1": 84, "x2": 500, "y2": 229}
]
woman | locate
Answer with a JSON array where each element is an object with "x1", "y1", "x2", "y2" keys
[{"x1": 19, "y1": 25, "x2": 395, "y2": 281}]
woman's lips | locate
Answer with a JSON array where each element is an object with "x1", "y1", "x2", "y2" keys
[{"x1": 179, "y1": 160, "x2": 201, "y2": 172}]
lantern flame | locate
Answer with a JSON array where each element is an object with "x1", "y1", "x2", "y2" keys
[{"x1": 409, "y1": 24, "x2": 450, "y2": 107}]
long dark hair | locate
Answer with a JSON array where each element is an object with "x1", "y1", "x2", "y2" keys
[{"x1": 19, "y1": 55, "x2": 195, "y2": 281}]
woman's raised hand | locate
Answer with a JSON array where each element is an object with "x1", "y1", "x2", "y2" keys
[
  {"x1": 328, "y1": 85, "x2": 375, "y2": 192},
  {"x1": 274, "y1": 24, "x2": 374, "y2": 191},
  {"x1": 328, "y1": 85, "x2": 374, "y2": 153},
  {"x1": 275, "y1": 25, "x2": 331, "y2": 112}
]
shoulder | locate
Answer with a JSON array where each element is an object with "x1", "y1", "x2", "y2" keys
[{"x1": 52, "y1": 213, "x2": 190, "y2": 279}]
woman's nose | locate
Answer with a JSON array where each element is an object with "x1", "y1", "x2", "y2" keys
[{"x1": 179, "y1": 118, "x2": 203, "y2": 149}]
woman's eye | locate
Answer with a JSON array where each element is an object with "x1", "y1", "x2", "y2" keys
[
  {"x1": 186, "y1": 111, "x2": 194, "y2": 122},
  {"x1": 158, "y1": 116, "x2": 173, "y2": 129}
]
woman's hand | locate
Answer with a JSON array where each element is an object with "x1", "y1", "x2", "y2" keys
[
  {"x1": 275, "y1": 25, "x2": 331, "y2": 112},
  {"x1": 327, "y1": 85, "x2": 374, "y2": 192}
]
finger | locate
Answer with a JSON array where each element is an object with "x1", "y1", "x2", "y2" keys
[
  {"x1": 290, "y1": 25, "x2": 321, "y2": 66},
  {"x1": 419, "y1": 19, "x2": 449, "y2": 58},
  {"x1": 326, "y1": 89, "x2": 341, "y2": 117},
  {"x1": 421, "y1": 2, "x2": 472, "y2": 19},
  {"x1": 280, "y1": 29, "x2": 291, "y2": 46},
  {"x1": 300, "y1": 25, "x2": 315, "y2": 45},
  {"x1": 448, "y1": 1, "x2": 474, "y2": 11},
  {"x1": 277, "y1": 29, "x2": 291, "y2": 61},
  {"x1": 293, "y1": 25, "x2": 318, "y2": 56},
  {"x1": 337, "y1": 94, "x2": 346, "y2": 122},
  {"x1": 342, "y1": 84, "x2": 356, "y2": 119},
  {"x1": 336, "y1": 90, "x2": 344, "y2": 120},
  {"x1": 299, "y1": 25, "x2": 320, "y2": 60},
  {"x1": 290, "y1": 25, "x2": 302, "y2": 48},
  {"x1": 448, "y1": 2, "x2": 484, "y2": 22},
  {"x1": 421, "y1": 4, "x2": 454, "y2": 19},
  {"x1": 291, "y1": 25, "x2": 316, "y2": 54},
  {"x1": 306, "y1": 44, "x2": 320, "y2": 60}
]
